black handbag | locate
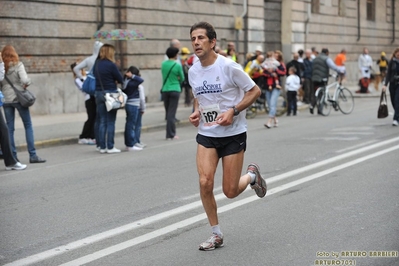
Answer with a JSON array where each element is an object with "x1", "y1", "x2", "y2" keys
[
  {"x1": 377, "y1": 91, "x2": 388, "y2": 119},
  {"x1": 4, "y1": 76, "x2": 36, "y2": 108}
]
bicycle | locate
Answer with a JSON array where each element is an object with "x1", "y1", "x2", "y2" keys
[{"x1": 316, "y1": 73, "x2": 354, "y2": 116}]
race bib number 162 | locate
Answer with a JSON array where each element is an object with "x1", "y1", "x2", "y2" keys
[{"x1": 200, "y1": 104, "x2": 221, "y2": 126}]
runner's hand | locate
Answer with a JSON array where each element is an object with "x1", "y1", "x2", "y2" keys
[
  {"x1": 189, "y1": 110, "x2": 201, "y2": 127},
  {"x1": 382, "y1": 86, "x2": 386, "y2": 92},
  {"x1": 216, "y1": 109, "x2": 234, "y2": 126}
]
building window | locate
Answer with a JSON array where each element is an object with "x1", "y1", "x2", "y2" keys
[
  {"x1": 311, "y1": 0, "x2": 320, "y2": 14},
  {"x1": 338, "y1": 0, "x2": 346, "y2": 17},
  {"x1": 216, "y1": 0, "x2": 230, "y2": 3},
  {"x1": 366, "y1": 0, "x2": 375, "y2": 21}
]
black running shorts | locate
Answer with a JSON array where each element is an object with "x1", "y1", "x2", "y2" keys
[{"x1": 196, "y1": 132, "x2": 247, "y2": 158}]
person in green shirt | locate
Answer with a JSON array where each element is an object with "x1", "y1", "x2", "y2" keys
[{"x1": 161, "y1": 47, "x2": 185, "y2": 140}]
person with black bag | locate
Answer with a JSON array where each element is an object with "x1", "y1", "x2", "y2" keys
[
  {"x1": 0, "y1": 45, "x2": 45, "y2": 163},
  {"x1": 382, "y1": 47, "x2": 399, "y2": 126},
  {"x1": 161, "y1": 47, "x2": 185, "y2": 140}
]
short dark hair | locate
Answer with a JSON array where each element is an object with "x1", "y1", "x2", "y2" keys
[
  {"x1": 190, "y1": 21, "x2": 217, "y2": 51},
  {"x1": 298, "y1": 49, "x2": 304, "y2": 56},
  {"x1": 166, "y1": 47, "x2": 179, "y2": 59},
  {"x1": 127, "y1": 66, "x2": 140, "y2": 76},
  {"x1": 289, "y1": 66, "x2": 297, "y2": 73},
  {"x1": 321, "y1": 48, "x2": 329, "y2": 54}
]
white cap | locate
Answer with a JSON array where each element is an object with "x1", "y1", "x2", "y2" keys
[{"x1": 255, "y1": 45, "x2": 263, "y2": 52}]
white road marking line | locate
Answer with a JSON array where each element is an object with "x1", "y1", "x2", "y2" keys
[
  {"x1": 58, "y1": 144, "x2": 399, "y2": 266},
  {"x1": 5, "y1": 136, "x2": 399, "y2": 266},
  {"x1": 335, "y1": 140, "x2": 377, "y2": 153}
]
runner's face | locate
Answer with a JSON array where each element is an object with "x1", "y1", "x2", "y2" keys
[{"x1": 191, "y1": 28, "x2": 215, "y2": 59}]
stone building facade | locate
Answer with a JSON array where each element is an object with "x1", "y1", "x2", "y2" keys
[{"x1": 0, "y1": 0, "x2": 397, "y2": 114}]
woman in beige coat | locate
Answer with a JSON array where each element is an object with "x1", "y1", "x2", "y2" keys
[{"x1": 0, "y1": 45, "x2": 45, "y2": 163}]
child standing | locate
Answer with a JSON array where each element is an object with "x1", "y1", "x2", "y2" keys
[
  {"x1": 286, "y1": 66, "x2": 301, "y2": 116},
  {"x1": 123, "y1": 66, "x2": 144, "y2": 151}
]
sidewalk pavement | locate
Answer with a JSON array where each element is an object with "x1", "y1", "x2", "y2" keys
[{"x1": 13, "y1": 85, "x2": 384, "y2": 151}]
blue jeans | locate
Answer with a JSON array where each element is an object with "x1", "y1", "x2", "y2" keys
[
  {"x1": 124, "y1": 104, "x2": 139, "y2": 147},
  {"x1": 265, "y1": 88, "x2": 281, "y2": 117},
  {"x1": 95, "y1": 91, "x2": 118, "y2": 150},
  {"x1": 3, "y1": 102, "x2": 37, "y2": 158},
  {"x1": 389, "y1": 84, "x2": 399, "y2": 121},
  {"x1": 136, "y1": 111, "x2": 143, "y2": 144}
]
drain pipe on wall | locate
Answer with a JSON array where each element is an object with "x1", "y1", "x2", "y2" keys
[
  {"x1": 97, "y1": 0, "x2": 104, "y2": 30},
  {"x1": 392, "y1": 0, "x2": 395, "y2": 44},
  {"x1": 235, "y1": 0, "x2": 247, "y2": 61},
  {"x1": 357, "y1": 0, "x2": 360, "y2": 41},
  {"x1": 304, "y1": 0, "x2": 311, "y2": 47}
]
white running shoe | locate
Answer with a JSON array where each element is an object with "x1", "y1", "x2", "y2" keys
[
  {"x1": 6, "y1": 162, "x2": 27, "y2": 171},
  {"x1": 87, "y1": 139, "x2": 96, "y2": 145},
  {"x1": 107, "y1": 147, "x2": 121, "y2": 154},
  {"x1": 99, "y1": 149, "x2": 107, "y2": 154},
  {"x1": 392, "y1": 120, "x2": 398, "y2": 126},
  {"x1": 134, "y1": 143, "x2": 145, "y2": 149},
  {"x1": 78, "y1": 138, "x2": 89, "y2": 144},
  {"x1": 126, "y1": 146, "x2": 143, "y2": 151}
]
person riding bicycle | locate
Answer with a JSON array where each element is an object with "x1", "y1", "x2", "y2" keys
[{"x1": 310, "y1": 48, "x2": 343, "y2": 115}]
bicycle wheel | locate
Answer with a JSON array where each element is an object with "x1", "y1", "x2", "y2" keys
[
  {"x1": 337, "y1": 87, "x2": 354, "y2": 114},
  {"x1": 317, "y1": 88, "x2": 331, "y2": 116}
]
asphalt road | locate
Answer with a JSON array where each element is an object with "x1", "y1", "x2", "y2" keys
[{"x1": 1, "y1": 98, "x2": 398, "y2": 266}]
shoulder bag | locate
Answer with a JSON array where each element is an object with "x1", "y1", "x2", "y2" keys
[
  {"x1": 81, "y1": 61, "x2": 96, "y2": 95},
  {"x1": 4, "y1": 76, "x2": 36, "y2": 108},
  {"x1": 377, "y1": 91, "x2": 388, "y2": 119},
  {"x1": 160, "y1": 62, "x2": 177, "y2": 101},
  {"x1": 96, "y1": 63, "x2": 127, "y2": 112}
]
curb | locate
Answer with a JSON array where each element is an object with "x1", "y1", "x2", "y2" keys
[{"x1": 16, "y1": 119, "x2": 192, "y2": 152}]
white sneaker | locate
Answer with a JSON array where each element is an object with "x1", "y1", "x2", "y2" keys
[
  {"x1": 134, "y1": 143, "x2": 145, "y2": 149},
  {"x1": 78, "y1": 138, "x2": 89, "y2": 144},
  {"x1": 99, "y1": 149, "x2": 107, "y2": 154},
  {"x1": 87, "y1": 139, "x2": 96, "y2": 145},
  {"x1": 6, "y1": 162, "x2": 27, "y2": 171},
  {"x1": 126, "y1": 146, "x2": 143, "y2": 151},
  {"x1": 138, "y1": 142, "x2": 147, "y2": 148},
  {"x1": 107, "y1": 147, "x2": 121, "y2": 153},
  {"x1": 393, "y1": 120, "x2": 398, "y2": 126}
]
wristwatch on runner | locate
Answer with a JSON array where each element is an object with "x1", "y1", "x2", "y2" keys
[{"x1": 232, "y1": 106, "x2": 240, "y2": 116}]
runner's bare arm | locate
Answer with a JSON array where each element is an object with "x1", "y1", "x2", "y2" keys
[
  {"x1": 189, "y1": 98, "x2": 201, "y2": 127},
  {"x1": 216, "y1": 85, "x2": 261, "y2": 126}
]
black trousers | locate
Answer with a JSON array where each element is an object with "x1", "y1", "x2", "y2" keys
[
  {"x1": 0, "y1": 107, "x2": 18, "y2": 167},
  {"x1": 79, "y1": 96, "x2": 96, "y2": 139},
  {"x1": 162, "y1": 91, "x2": 180, "y2": 138},
  {"x1": 287, "y1": 91, "x2": 297, "y2": 115}
]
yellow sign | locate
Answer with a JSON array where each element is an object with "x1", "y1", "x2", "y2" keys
[{"x1": 235, "y1": 17, "x2": 243, "y2": 30}]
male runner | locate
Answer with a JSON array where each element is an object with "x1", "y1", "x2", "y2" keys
[{"x1": 188, "y1": 21, "x2": 267, "y2": 251}]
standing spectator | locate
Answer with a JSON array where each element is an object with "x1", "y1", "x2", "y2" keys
[
  {"x1": 74, "y1": 41, "x2": 103, "y2": 148},
  {"x1": 286, "y1": 53, "x2": 304, "y2": 78},
  {"x1": 224, "y1": 42, "x2": 237, "y2": 62},
  {"x1": 94, "y1": 44, "x2": 124, "y2": 153},
  {"x1": 136, "y1": 81, "x2": 147, "y2": 148},
  {"x1": 247, "y1": 45, "x2": 263, "y2": 65},
  {"x1": 163, "y1": 39, "x2": 181, "y2": 122},
  {"x1": 382, "y1": 48, "x2": 399, "y2": 126},
  {"x1": 302, "y1": 49, "x2": 313, "y2": 104},
  {"x1": 263, "y1": 50, "x2": 285, "y2": 128},
  {"x1": 71, "y1": 62, "x2": 96, "y2": 145},
  {"x1": 286, "y1": 66, "x2": 301, "y2": 116},
  {"x1": 298, "y1": 49, "x2": 304, "y2": 63},
  {"x1": 377, "y1": 51, "x2": 389, "y2": 81},
  {"x1": 161, "y1": 47, "x2": 184, "y2": 140},
  {"x1": 357, "y1": 47, "x2": 373, "y2": 93},
  {"x1": 311, "y1": 47, "x2": 318, "y2": 60},
  {"x1": 261, "y1": 51, "x2": 281, "y2": 90},
  {"x1": 334, "y1": 49, "x2": 347, "y2": 82},
  {"x1": 123, "y1": 66, "x2": 144, "y2": 151},
  {"x1": 180, "y1": 47, "x2": 192, "y2": 107},
  {"x1": 0, "y1": 52, "x2": 27, "y2": 170},
  {"x1": 310, "y1": 48, "x2": 342, "y2": 114},
  {"x1": 0, "y1": 45, "x2": 46, "y2": 163}
]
